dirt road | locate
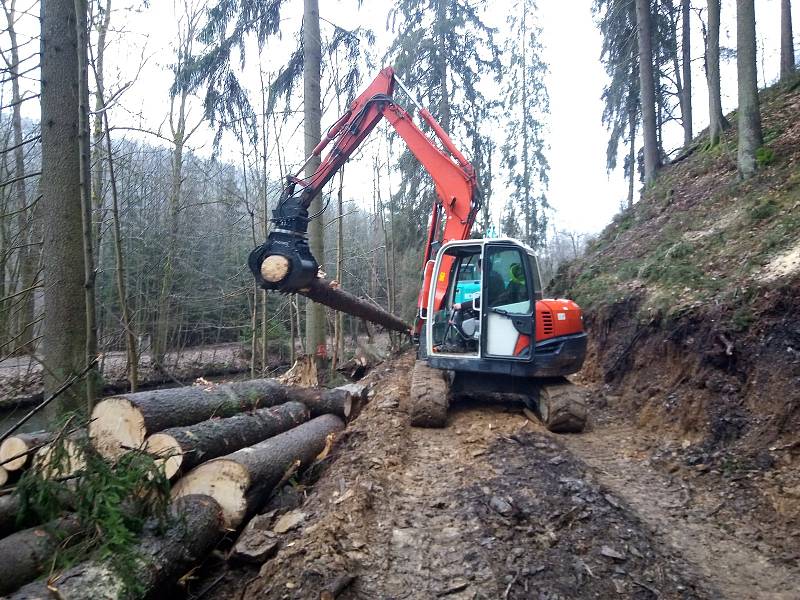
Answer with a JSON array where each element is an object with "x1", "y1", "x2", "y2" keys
[{"x1": 199, "y1": 351, "x2": 799, "y2": 599}]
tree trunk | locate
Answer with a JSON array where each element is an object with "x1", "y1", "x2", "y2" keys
[
  {"x1": 89, "y1": 378, "x2": 354, "y2": 459},
  {"x1": 303, "y1": 0, "x2": 326, "y2": 362},
  {"x1": 0, "y1": 431, "x2": 53, "y2": 471},
  {"x1": 627, "y1": 104, "x2": 637, "y2": 209},
  {"x1": 781, "y1": 0, "x2": 795, "y2": 81},
  {"x1": 436, "y1": 0, "x2": 451, "y2": 133},
  {"x1": 299, "y1": 277, "x2": 411, "y2": 335},
  {"x1": 681, "y1": 0, "x2": 693, "y2": 145},
  {"x1": 171, "y1": 414, "x2": 345, "y2": 528},
  {"x1": 144, "y1": 402, "x2": 310, "y2": 478},
  {"x1": 3, "y1": 2, "x2": 36, "y2": 355},
  {"x1": 40, "y1": 0, "x2": 88, "y2": 417},
  {"x1": 102, "y1": 98, "x2": 139, "y2": 392},
  {"x1": 635, "y1": 0, "x2": 660, "y2": 185},
  {"x1": 75, "y1": 0, "x2": 98, "y2": 412},
  {"x1": 9, "y1": 495, "x2": 223, "y2": 600},
  {"x1": 736, "y1": 0, "x2": 763, "y2": 180},
  {"x1": 0, "y1": 515, "x2": 83, "y2": 596},
  {"x1": 707, "y1": 0, "x2": 729, "y2": 146}
]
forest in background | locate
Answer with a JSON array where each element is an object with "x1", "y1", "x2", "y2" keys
[{"x1": 0, "y1": 0, "x2": 795, "y2": 413}]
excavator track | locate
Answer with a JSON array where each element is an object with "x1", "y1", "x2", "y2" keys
[
  {"x1": 404, "y1": 360, "x2": 450, "y2": 428},
  {"x1": 536, "y1": 379, "x2": 587, "y2": 433}
]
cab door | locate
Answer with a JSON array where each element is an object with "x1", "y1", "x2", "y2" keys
[{"x1": 481, "y1": 243, "x2": 535, "y2": 359}]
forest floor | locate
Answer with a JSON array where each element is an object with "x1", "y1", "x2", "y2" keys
[
  {"x1": 194, "y1": 350, "x2": 800, "y2": 600},
  {"x1": 0, "y1": 342, "x2": 252, "y2": 410}
]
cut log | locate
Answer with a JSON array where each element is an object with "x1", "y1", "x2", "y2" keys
[
  {"x1": 299, "y1": 277, "x2": 411, "y2": 335},
  {"x1": 0, "y1": 494, "x2": 41, "y2": 538},
  {"x1": 0, "y1": 432, "x2": 54, "y2": 471},
  {"x1": 33, "y1": 435, "x2": 86, "y2": 480},
  {"x1": 144, "y1": 401, "x2": 310, "y2": 479},
  {"x1": 0, "y1": 515, "x2": 83, "y2": 595},
  {"x1": 0, "y1": 466, "x2": 7, "y2": 486},
  {"x1": 90, "y1": 378, "x2": 352, "y2": 459},
  {"x1": 8, "y1": 495, "x2": 223, "y2": 600},
  {"x1": 171, "y1": 414, "x2": 345, "y2": 528}
]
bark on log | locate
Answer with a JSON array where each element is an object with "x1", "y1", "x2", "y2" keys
[
  {"x1": 90, "y1": 379, "x2": 352, "y2": 459},
  {"x1": 8, "y1": 495, "x2": 223, "y2": 600},
  {"x1": 299, "y1": 278, "x2": 411, "y2": 335},
  {"x1": 0, "y1": 432, "x2": 54, "y2": 471},
  {"x1": 0, "y1": 515, "x2": 83, "y2": 595},
  {"x1": 144, "y1": 402, "x2": 310, "y2": 479},
  {"x1": 171, "y1": 414, "x2": 345, "y2": 528},
  {"x1": 0, "y1": 493, "x2": 24, "y2": 537}
]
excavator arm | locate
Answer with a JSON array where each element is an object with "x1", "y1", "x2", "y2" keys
[{"x1": 248, "y1": 67, "x2": 479, "y2": 324}]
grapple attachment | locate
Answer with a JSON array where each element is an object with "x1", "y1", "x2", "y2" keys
[{"x1": 248, "y1": 230, "x2": 319, "y2": 292}]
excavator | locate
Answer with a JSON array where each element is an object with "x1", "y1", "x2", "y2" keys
[{"x1": 248, "y1": 67, "x2": 587, "y2": 433}]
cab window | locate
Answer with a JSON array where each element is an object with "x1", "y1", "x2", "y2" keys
[{"x1": 484, "y1": 247, "x2": 530, "y2": 312}]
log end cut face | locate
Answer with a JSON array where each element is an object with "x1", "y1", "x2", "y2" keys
[
  {"x1": 145, "y1": 433, "x2": 184, "y2": 479},
  {"x1": 261, "y1": 255, "x2": 290, "y2": 283},
  {"x1": 171, "y1": 459, "x2": 250, "y2": 529},
  {"x1": 89, "y1": 397, "x2": 147, "y2": 459},
  {"x1": 0, "y1": 437, "x2": 28, "y2": 471},
  {"x1": 34, "y1": 439, "x2": 86, "y2": 479},
  {"x1": 0, "y1": 467, "x2": 7, "y2": 487}
]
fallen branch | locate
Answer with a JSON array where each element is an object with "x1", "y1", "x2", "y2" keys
[{"x1": 0, "y1": 358, "x2": 98, "y2": 445}]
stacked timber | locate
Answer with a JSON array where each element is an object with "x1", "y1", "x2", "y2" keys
[
  {"x1": 90, "y1": 378, "x2": 354, "y2": 459},
  {"x1": 8, "y1": 495, "x2": 223, "y2": 600},
  {"x1": 144, "y1": 401, "x2": 310, "y2": 478},
  {"x1": 172, "y1": 414, "x2": 345, "y2": 528},
  {"x1": 0, "y1": 432, "x2": 53, "y2": 472},
  {"x1": 0, "y1": 374, "x2": 361, "y2": 597}
]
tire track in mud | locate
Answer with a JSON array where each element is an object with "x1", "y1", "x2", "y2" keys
[{"x1": 558, "y1": 423, "x2": 800, "y2": 600}]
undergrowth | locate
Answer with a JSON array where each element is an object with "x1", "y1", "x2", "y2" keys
[{"x1": 16, "y1": 415, "x2": 171, "y2": 599}]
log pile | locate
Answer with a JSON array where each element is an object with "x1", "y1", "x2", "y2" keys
[
  {"x1": 90, "y1": 378, "x2": 354, "y2": 459},
  {"x1": 0, "y1": 374, "x2": 360, "y2": 597}
]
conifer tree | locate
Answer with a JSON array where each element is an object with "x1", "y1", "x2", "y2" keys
[
  {"x1": 501, "y1": 0, "x2": 550, "y2": 248},
  {"x1": 386, "y1": 0, "x2": 501, "y2": 246}
]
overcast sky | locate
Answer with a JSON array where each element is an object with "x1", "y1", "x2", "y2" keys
[{"x1": 14, "y1": 0, "x2": 799, "y2": 236}]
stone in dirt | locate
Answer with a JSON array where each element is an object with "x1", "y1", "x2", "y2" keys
[{"x1": 273, "y1": 510, "x2": 306, "y2": 534}]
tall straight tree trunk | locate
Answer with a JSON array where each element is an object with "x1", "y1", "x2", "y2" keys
[
  {"x1": 681, "y1": 0, "x2": 693, "y2": 145},
  {"x1": 736, "y1": 0, "x2": 763, "y2": 180},
  {"x1": 635, "y1": 0, "x2": 660, "y2": 184},
  {"x1": 75, "y1": 0, "x2": 98, "y2": 410},
  {"x1": 4, "y1": 1, "x2": 36, "y2": 354},
  {"x1": 102, "y1": 101, "x2": 139, "y2": 391},
  {"x1": 781, "y1": 0, "x2": 795, "y2": 81},
  {"x1": 303, "y1": 0, "x2": 326, "y2": 362},
  {"x1": 627, "y1": 104, "x2": 637, "y2": 209},
  {"x1": 40, "y1": 0, "x2": 88, "y2": 415},
  {"x1": 436, "y1": 0, "x2": 450, "y2": 133},
  {"x1": 707, "y1": 0, "x2": 729, "y2": 146}
]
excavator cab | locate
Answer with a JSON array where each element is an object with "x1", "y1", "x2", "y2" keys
[{"x1": 425, "y1": 238, "x2": 586, "y2": 375}]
